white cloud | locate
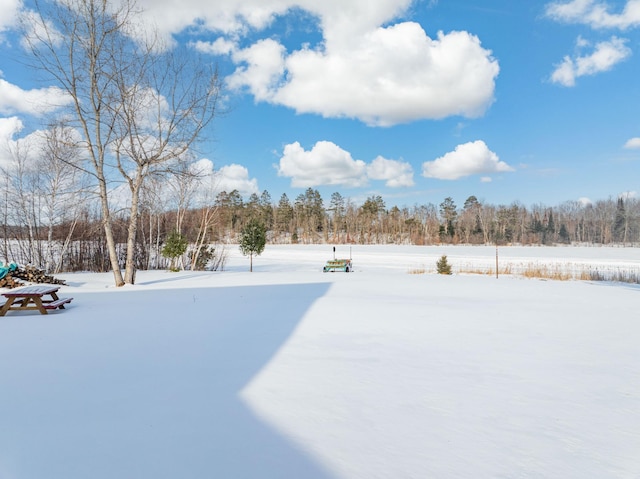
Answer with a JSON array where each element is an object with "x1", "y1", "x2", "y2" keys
[
  {"x1": 112, "y1": 158, "x2": 257, "y2": 208},
  {"x1": 136, "y1": 0, "x2": 291, "y2": 38},
  {"x1": 0, "y1": 0, "x2": 21, "y2": 40},
  {"x1": 216, "y1": 163, "x2": 259, "y2": 196},
  {"x1": 0, "y1": 78, "x2": 72, "y2": 116},
  {"x1": 171, "y1": 1, "x2": 498, "y2": 126},
  {"x1": 545, "y1": 0, "x2": 640, "y2": 30},
  {"x1": 183, "y1": 158, "x2": 220, "y2": 205},
  {"x1": 225, "y1": 39, "x2": 287, "y2": 101},
  {"x1": 575, "y1": 35, "x2": 591, "y2": 48},
  {"x1": 620, "y1": 190, "x2": 638, "y2": 199},
  {"x1": 137, "y1": 0, "x2": 412, "y2": 39},
  {"x1": 578, "y1": 197, "x2": 593, "y2": 205},
  {"x1": 0, "y1": 116, "x2": 24, "y2": 169},
  {"x1": 178, "y1": 158, "x2": 259, "y2": 205},
  {"x1": 7, "y1": 1, "x2": 499, "y2": 126},
  {"x1": 550, "y1": 57, "x2": 580, "y2": 86},
  {"x1": 225, "y1": 24, "x2": 498, "y2": 126},
  {"x1": 0, "y1": 115, "x2": 23, "y2": 142},
  {"x1": 550, "y1": 36, "x2": 631, "y2": 86},
  {"x1": 367, "y1": 156, "x2": 414, "y2": 187},
  {"x1": 624, "y1": 137, "x2": 640, "y2": 149},
  {"x1": 276, "y1": 141, "x2": 415, "y2": 188},
  {"x1": 0, "y1": 117, "x2": 59, "y2": 171},
  {"x1": 191, "y1": 38, "x2": 237, "y2": 56},
  {"x1": 277, "y1": 141, "x2": 367, "y2": 188},
  {"x1": 422, "y1": 140, "x2": 514, "y2": 180}
]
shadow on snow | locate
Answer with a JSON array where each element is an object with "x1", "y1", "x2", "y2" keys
[{"x1": 0, "y1": 282, "x2": 335, "y2": 479}]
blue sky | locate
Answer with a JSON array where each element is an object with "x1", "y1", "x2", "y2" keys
[{"x1": 1, "y1": 0, "x2": 639, "y2": 208}]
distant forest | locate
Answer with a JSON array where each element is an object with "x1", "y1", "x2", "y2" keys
[{"x1": 1, "y1": 180, "x2": 638, "y2": 273}]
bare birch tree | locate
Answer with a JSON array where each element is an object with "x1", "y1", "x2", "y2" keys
[
  {"x1": 110, "y1": 45, "x2": 220, "y2": 283},
  {"x1": 22, "y1": 0, "x2": 220, "y2": 285},
  {"x1": 0, "y1": 141, "x2": 38, "y2": 264},
  {"x1": 38, "y1": 121, "x2": 89, "y2": 273},
  {"x1": 186, "y1": 166, "x2": 221, "y2": 271},
  {"x1": 22, "y1": 0, "x2": 134, "y2": 285}
]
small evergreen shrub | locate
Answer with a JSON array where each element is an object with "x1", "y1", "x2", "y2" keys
[
  {"x1": 436, "y1": 255, "x2": 452, "y2": 275},
  {"x1": 162, "y1": 230, "x2": 188, "y2": 271},
  {"x1": 239, "y1": 219, "x2": 267, "y2": 272}
]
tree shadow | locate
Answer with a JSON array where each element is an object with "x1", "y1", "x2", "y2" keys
[{"x1": 0, "y1": 282, "x2": 336, "y2": 479}]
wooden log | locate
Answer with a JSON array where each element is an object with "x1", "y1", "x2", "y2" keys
[
  {"x1": 0, "y1": 275, "x2": 24, "y2": 289},
  {"x1": 1, "y1": 264, "x2": 66, "y2": 289}
]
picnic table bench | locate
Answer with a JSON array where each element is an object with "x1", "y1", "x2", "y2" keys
[
  {"x1": 323, "y1": 258, "x2": 353, "y2": 272},
  {"x1": 0, "y1": 285, "x2": 73, "y2": 316}
]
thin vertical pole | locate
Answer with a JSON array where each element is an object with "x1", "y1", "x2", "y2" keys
[{"x1": 495, "y1": 244, "x2": 499, "y2": 279}]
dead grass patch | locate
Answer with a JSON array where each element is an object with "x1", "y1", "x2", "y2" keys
[
  {"x1": 408, "y1": 266, "x2": 427, "y2": 275},
  {"x1": 520, "y1": 265, "x2": 573, "y2": 281}
]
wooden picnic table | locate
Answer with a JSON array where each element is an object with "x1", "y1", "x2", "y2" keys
[{"x1": 0, "y1": 285, "x2": 73, "y2": 316}]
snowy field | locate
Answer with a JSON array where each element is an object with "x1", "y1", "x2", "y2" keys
[{"x1": 1, "y1": 245, "x2": 639, "y2": 479}]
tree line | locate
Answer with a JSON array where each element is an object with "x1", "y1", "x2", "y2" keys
[
  {"x1": 207, "y1": 189, "x2": 640, "y2": 247},
  {"x1": 2, "y1": 172, "x2": 639, "y2": 275}
]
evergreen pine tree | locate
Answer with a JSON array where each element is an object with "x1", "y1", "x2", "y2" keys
[
  {"x1": 613, "y1": 197, "x2": 627, "y2": 243},
  {"x1": 558, "y1": 224, "x2": 571, "y2": 244},
  {"x1": 162, "y1": 230, "x2": 188, "y2": 271},
  {"x1": 239, "y1": 219, "x2": 267, "y2": 272},
  {"x1": 436, "y1": 255, "x2": 452, "y2": 275}
]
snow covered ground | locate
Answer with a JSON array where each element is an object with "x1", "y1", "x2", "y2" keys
[{"x1": 1, "y1": 245, "x2": 639, "y2": 479}]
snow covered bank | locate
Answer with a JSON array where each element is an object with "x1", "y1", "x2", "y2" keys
[{"x1": 1, "y1": 245, "x2": 639, "y2": 478}]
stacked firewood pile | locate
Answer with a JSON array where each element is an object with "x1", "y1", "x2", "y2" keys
[{"x1": 0, "y1": 264, "x2": 67, "y2": 289}]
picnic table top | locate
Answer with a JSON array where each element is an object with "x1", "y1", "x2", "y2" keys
[{"x1": 2, "y1": 285, "x2": 60, "y2": 297}]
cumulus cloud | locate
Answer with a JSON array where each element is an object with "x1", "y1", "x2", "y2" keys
[
  {"x1": 137, "y1": 0, "x2": 412, "y2": 39},
  {"x1": 0, "y1": 0, "x2": 21, "y2": 42},
  {"x1": 7, "y1": 0, "x2": 500, "y2": 126},
  {"x1": 367, "y1": 156, "x2": 414, "y2": 187},
  {"x1": 216, "y1": 163, "x2": 259, "y2": 196},
  {"x1": 550, "y1": 36, "x2": 631, "y2": 86},
  {"x1": 422, "y1": 140, "x2": 514, "y2": 180},
  {"x1": 170, "y1": 1, "x2": 499, "y2": 126},
  {"x1": 0, "y1": 78, "x2": 73, "y2": 116},
  {"x1": 224, "y1": 24, "x2": 498, "y2": 126},
  {"x1": 136, "y1": 0, "x2": 291, "y2": 38},
  {"x1": 624, "y1": 137, "x2": 640, "y2": 149},
  {"x1": 277, "y1": 141, "x2": 368, "y2": 188},
  {"x1": 191, "y1": 38, "x2": 237, "y2": 56},
  {"x1": 0, "y1": 116, "x2": 24, "y2": 169},
  {"x1": 163, "y1": 158, "x2": 259, "y2": 204},
  {"x1": 277, "y1": 141, "x2": 414, "y2": 188},
  {"x1": 545, "y1": 0, "x2": 640, "y2": 30},
  {"x1": 225, "y1": 39, "x2": 287, "y2": 101},
  {"x1": 0, "y1": 117, "x2": 57, "y2": 171},
  {"x1": 0, "y1": 116, "x2": 23, "y2": 141},
  {"x1": 110, "y1": 158, "x2": 258, "y2": 209}
]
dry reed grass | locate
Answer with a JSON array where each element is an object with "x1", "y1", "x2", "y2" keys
[
  {"x1": 460, "y1": 262, "x2": 640, "y2": 283},
  {"x1": 408, "y1": 266, "x2": 428, "y2": 275},
  {"x1": 410, "y1": 259, "x2": 640, "y2": 284}
]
